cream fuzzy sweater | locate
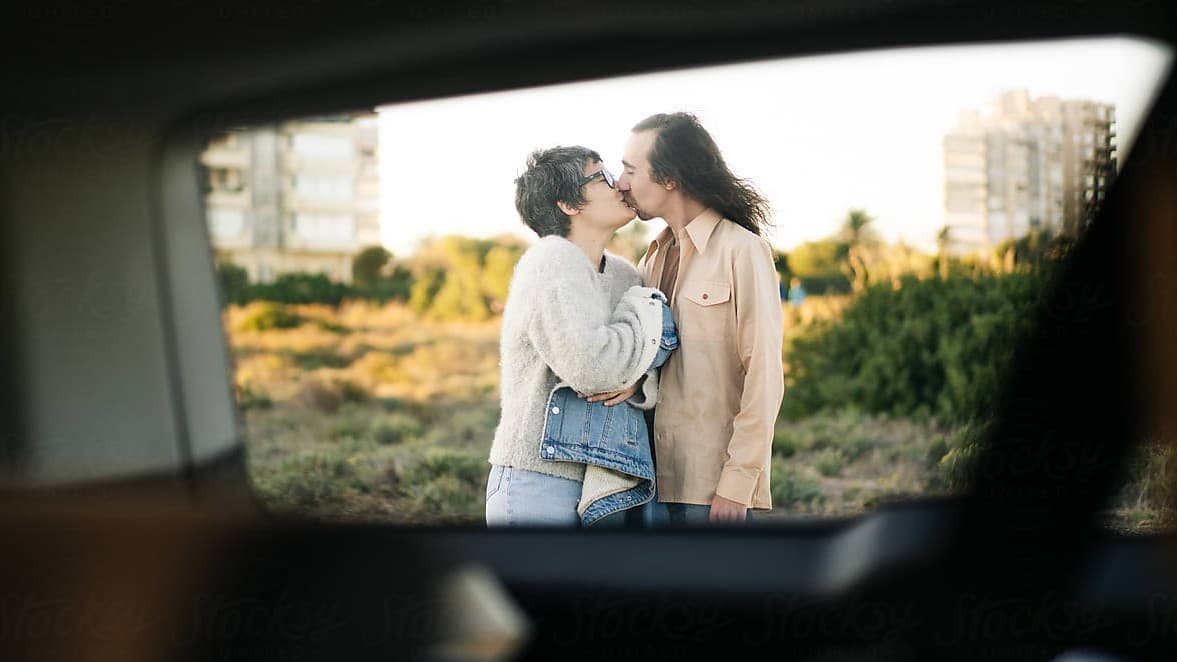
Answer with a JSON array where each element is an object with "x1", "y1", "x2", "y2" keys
[{"x1": 488, "y1": 235, "x2": 663, "y2": 482}]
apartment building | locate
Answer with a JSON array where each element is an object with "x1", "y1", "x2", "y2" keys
[
  {"x1": 943, "y1": 89, "x2": 1115, "y2": 254},
  {"x1": 200, "y1": 113, "x2": 380, "y2": 283}
]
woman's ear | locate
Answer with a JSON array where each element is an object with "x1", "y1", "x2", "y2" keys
[
  {"x1": 664, "y1": 179, "x2": 677, "y2": 191},
  {"x1": 556, "y1": 200, "x2": 579, "y2": 216}
]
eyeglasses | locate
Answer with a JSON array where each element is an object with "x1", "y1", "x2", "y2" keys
[{"x1": 579, "y1": 168, "x2": 616, "y2": 189}]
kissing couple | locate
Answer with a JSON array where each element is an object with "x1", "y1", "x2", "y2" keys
[{"x1": 486, "y1": 112, "x2": 784, "y2": 528}]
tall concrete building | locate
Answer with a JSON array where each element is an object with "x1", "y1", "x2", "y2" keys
[
  {"x1": 942, "y1": 89, "x2": 1115, "y2": 254},
  {"x1": 200, "y1": 112, "x2": 380, "y2": 283}
]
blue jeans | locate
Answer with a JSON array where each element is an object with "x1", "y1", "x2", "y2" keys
[
  {"x1": 485, "y1": 464, "x2": 580, "y2": 526},
  {"x1": 484, "y1": 464, "x2": 640, "y2": 528},
  {"x1": 647, "y1": 502, "x2": 756, "y2": 526},
  {"x1": 644, "y1": 502, "x2": 711, "y2": 526}
]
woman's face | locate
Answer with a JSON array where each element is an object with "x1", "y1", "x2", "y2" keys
[{"x1": 573, "y1": 160, "x2": 636, "y2": 234}]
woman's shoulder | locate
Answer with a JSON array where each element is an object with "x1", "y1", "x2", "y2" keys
[
  {"x1": 521, "y1": 235, "x2": 586, "y2": 265},
  {"x1": 603, "y1": 251, "x2": 641, "y2": 283},
  {"x1": 512, "y1": 235, "x2": 595, "y2": 290}
]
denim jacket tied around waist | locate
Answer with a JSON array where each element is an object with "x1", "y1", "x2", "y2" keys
[{"x1": 539, "y1": 291, "x2": 679, "y2": 526}]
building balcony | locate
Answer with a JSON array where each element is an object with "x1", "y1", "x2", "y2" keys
[
  {"x1": 199, "y1": 146, "x2": 250, "y2": 169},
  {"x1": 208, "y1": 232, "x2": 254, "y2": 251},
  {"x1": 280, "y1": 154, "x2": 357, "y2": 174},
  {"x1": 204, "y1": 190, "x2": 251, "y2": 208},
  {"x1": 283, "y1": 232, "x2": 359, "y2": 254},
  {"x1": 283, "y1": 193, "x2": 356, "y2": 213}
]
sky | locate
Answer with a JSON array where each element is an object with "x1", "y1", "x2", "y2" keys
[{"x1": 377, "y1": 37, "x2": 1172, "y2": 256}]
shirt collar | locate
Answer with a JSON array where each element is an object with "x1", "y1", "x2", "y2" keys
[
  {"x1": 681, "y1": 208, "x2": 723, "y2": 254},
  {"x1": 641, "y1": 208, "x2": 724, "y2": 263}
]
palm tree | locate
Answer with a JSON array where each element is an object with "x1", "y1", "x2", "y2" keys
[
  {"x1": 936, "y1": 225, "x2": 952, "y2": 280},
  {"x1": 835, "y1": 209, "x2": 876, "y2": 292},
  {"x1": 840, "y1": 209, "x2": 877, "y2": 248}
]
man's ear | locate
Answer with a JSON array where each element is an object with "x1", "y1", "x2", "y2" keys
[
  {"x1": 664, "y1": 179, "x2": 678, "y2": 191},
  {"x1": 556, "y1": 200, "x2": 579, "y2": 216}
]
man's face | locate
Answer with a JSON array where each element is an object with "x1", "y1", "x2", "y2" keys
[{"x1": 618, "y1": 129, "x2": 669, "y2": 221}]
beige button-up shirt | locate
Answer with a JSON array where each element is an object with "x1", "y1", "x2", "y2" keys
[{"x1": 639, "y1": 208, "x2": 784, "y2": 509}]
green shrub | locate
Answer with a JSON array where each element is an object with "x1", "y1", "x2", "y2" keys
[
  {"x1": 376, "y1": 396, "x2": 406, "y2": 411},
  {"x1": 408, "y1": 474, "x2": 483, "y2": 518},
  {"x1": 774, "y1": 410, "x2": 881, "y2": 459},
  {"x1": 423, "y1": 404, "x2": 500, "y2": 447},
  {"x1": 783, "y1": 272, "x2": 1049, "y2": 424},
  {"x1": 399, "y1": 448, "x2": 487, "y2": 519},
  {"x1": 293, "y1": 379, "x2": 345, "y2": 413},
  {"x1": 313, "y1": 318, "x2": 349, "y2": 334},
  {"x1": 289, "y1": 349, "x2": 351, "y2": 370},
  {"x1": 936, "y1": 445, "x2": 979, "y2": 492},
  {"x1": 352, "y1": 245, "x2": 391, "y2": 289},
  {"x1": 217, "y1": 262, "x2": 250, "y2": 307},
  {"x1": 250, "y1": 273, "x2": 347, "y2": 306},
  {"x1": 370, "y1": 413, "x2": 425, "y2": 445},
  {"x1": 771, "y1": 458, "x2": 824, "y2": 508},
  {"x1": 401, "y1": 448, "x2": 485, "y2": 486},
  {"x1": 255, "y1": 450, "x2": 354, "y2": 509},
  {"x1": 329, "y1": 413, "x2": 370, "y2": 441},
  {"x1": 409, "y1": 269, "x2": 444, "y2": 316},
  {"x1": 925, "y1": 437, "x2": 949, "y2": 470},
  {"x1": 773, "y1": 429, "x2": 797, "y2": 458},
  {"x1": 235, "y1": 302, "x2": 303, "y2": 332},
  {"x1": 929, "y1": 423, "x2": 988, "y2": 492},
  {"x1": 235, "y1": 383, "x2": 273, "y2": 411},
  {"x1": 787, "y1": 238, "x2": 851, "y2": 294},
  {"x1": 814, "y1": 448, "x2": 847, "y2": 477},
  {"x1": 337, "y1": 379, "x2": 370, "y2": 404}
]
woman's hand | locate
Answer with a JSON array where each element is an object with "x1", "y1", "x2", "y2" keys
[{"x1": 579, "y1": 377, "x2": 643, "y2": 407}]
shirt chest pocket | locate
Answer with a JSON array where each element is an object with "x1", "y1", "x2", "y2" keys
[{"x1": 679, "y1": 280, "x2": 732, "y2": 341}]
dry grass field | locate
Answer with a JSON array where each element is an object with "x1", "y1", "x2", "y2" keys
[{"x1": 227, "y1": 299, "x2": 1170, "y2": 531}]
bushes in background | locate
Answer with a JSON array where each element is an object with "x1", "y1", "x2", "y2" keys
[
  {"x1": 215, "y1": 236, "x2": 524, "y2": 317},
  {"x1": 234, "y1": 301, "x2": 303, "y2": 332},
  {"x1": 783, "y1": 271, "x2": 1050, "y2": 424}
]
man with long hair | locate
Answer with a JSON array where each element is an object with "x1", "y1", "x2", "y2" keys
[{"x1": 617, "y1": 112, "x2": 784, "y2": 524}]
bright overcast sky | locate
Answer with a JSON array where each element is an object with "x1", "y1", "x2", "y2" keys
[{"x1": 377, "y1": 37, "x2": 1171, "y2": 256}]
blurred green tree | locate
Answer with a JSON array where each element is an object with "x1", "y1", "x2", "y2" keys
[
  {"x1": 216, "y1": 261, "x2": 250, "y2": 307},
  {"x1": 482, "y1": 244, "x2": 524, "y2": 313},
  {"x1": 409, "y1": 268, "x2": 444, "y2": 316},
  {"x1": 352, "y1": 245, "x2": 391, "y2": 289},
  {"x1": 788, "y1": 238, "x2": 850, "y2": 294}
]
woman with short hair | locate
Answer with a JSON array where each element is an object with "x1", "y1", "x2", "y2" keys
[{"x1": 485, "y1": 145, "x2": 675, "y2": 527}]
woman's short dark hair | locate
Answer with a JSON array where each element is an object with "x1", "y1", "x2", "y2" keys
[
  {"x1": 632, "y1": 112, "x2": 771, "y2": 236},
  {"x1": 514, "y1": 146, "x2": 602, "y2": 238}
]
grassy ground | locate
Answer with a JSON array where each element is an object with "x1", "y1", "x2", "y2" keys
[{"x1": 228, "y1": 299, "x2": 1171, "y2": 531}]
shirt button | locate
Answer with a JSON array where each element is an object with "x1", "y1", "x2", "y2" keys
[
  {"x1": 651, "y1": 338, "x2": 657, "y2": 345},
  {"x1": 551, "y1": 406, "x2": 560, "y2": 415},
  {"x1": 545, "y1": 445, "x2": 554, "y2": 454},
  {"x1": 702, "y1": 293, "x2": 709, "y2": 300}
]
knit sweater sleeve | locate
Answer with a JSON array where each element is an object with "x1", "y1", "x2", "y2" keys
[{"x1": 527, "y1": 278, "x2": 663, "y2": 396}]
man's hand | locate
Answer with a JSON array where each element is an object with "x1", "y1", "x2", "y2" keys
[
  {"x1": 579, "y1": 380, "x2": 641, "y2": 407},
  {"x1": 709, "y1": 494, "x2": 748, "y2": 522}
]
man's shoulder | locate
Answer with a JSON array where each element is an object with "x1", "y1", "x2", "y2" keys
[{"x1": 714, "y1": 218, "x2": 773, "y2": 256}]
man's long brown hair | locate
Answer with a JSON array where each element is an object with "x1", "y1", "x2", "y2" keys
[{"x1": 633, "y1": 112, "x2": 771, "y2": 236}]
